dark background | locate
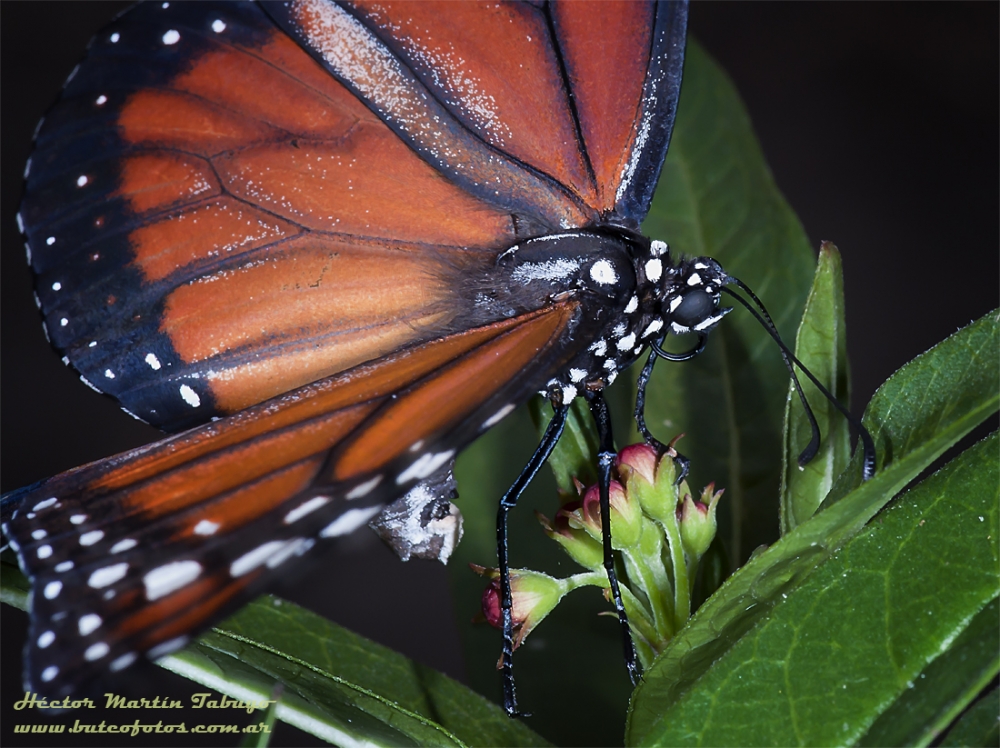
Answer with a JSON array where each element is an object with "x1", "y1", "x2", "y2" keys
[{"x1": 2, "y1": 2, "x2": 997, "y2": 746}]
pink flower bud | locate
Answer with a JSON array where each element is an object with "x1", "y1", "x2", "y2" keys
[
  {"x1": 569, "y1": 480, "x2": 642, "y2": 548},
  {"x1": 474, "y1": 566, "x2": 568, "y2": 648},
  {"x1": 481, "y1": 577, "x2": 503, "y2": 628},
  {"x1": 616, "y1": 443, "x2": 659, "y2": 486}
]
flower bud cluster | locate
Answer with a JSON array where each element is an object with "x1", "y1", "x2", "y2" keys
[{"x1": 476, "y1": 440, "x2": 724, "y2": 667}]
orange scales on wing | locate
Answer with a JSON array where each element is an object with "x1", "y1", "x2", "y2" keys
[{"x1": 114, "y1": 24, "x2": 521, "y2": 414}]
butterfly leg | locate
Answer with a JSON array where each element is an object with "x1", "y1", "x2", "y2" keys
[
  {"x1": 634, "y1": 348, "x2": 690, "y2": 483},
  {"x1": 634, "y1": 334, "x2": 709, "y2": 485},
  {"x1": 634, "y1": 349, "x2": 666, "y2": 450},
  {"x1": 586, "y1": 390, "x2": 641, "y2": 686},
  {"x1": 496, "y1": 402, "x2": 569, "y2": 717}
]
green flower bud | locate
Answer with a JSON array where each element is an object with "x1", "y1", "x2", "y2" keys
[
  {"x1": 537, "y1": 509, "x2": 604, "y2": 571},
  {"x1": 678, "y1": 483, "x2": 724, "y2": 560}
]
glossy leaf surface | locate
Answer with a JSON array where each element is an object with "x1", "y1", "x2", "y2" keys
[
  {"x1": 629, "y1": 431, "x2": 998, "y2": 746},
  {"x1": 627, "y1": 310, "x2": 999, "y2": 745}
]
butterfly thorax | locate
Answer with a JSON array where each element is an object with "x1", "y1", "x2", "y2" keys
[{"x1": 480, "y1": 230, "x2": 730, "y2": 405}]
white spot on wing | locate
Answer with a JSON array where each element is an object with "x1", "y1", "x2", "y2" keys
[
  {"x1": 110, "y1": 538, "x2": 137, "y2": 554},
  {"x1": 55, "y1": 561, "x2": 74, "y2": 572},
  {"x1": 192, "y1": 520, "x2": 219, "y2": 536},
  {"x1": 88, "y1": 563, "x2": 128, "y2": 589},
  {"x1": 346, "y1": 475, "x2": 382, "y2": 499},
  {"x1": 37, "y1": 545, "x2": 53, "y2": 559},
  {"x1": 144, "y1": 560, "x2": 202, "y2": 600},
  {"x1": 230, "y1": 542, "x2": 286, "y2": 577},
  {"x1": 162, "y1": 29, "x2": 180, "y2": 45},
  {"x1": 179, "y1": 384, "x2": 201, "y2": 407},
  {"x1": 145, "y1": 353, "x2": 161, "y2": 370},
  {"x1": 617, "y1": 333, "x2": 637, "y2": 351},
  {"x1": 33, "y1": 497, "x2": 57, "y2": 511},
  {"x1": 85, "y1": 642, "x2": 110, "y2": 661},
  {"x1": 483, "y1": 403, "x2": 515, "y2": 429},
  {"x1": 148, "y1": 636, "x2": 189, "y2": 659},
  {"x1": 110, "y1": 652, "x2": 137, "y2": 671},
  {"x1": 41, "y1": 666, "x2": 59, "y2": 682},
  {"x1": 51, "y1": 282, "x2": 62, "y2": 291},
  {"x1": 80, "y1": 530, "x2": 104, "y2": 546},
  {"x1": 266, "y1": 537, "x2": 311, "y2": 569},
  {"x1": 212, "y1": 19, "x2": 226, "y2": 32},
  {"x1": 76, "y1": 175, "x2": 89, "y2": 187},
  {"x1": 79, "y1": 613, "x2": 102, "y2": 635},
  {"x1": 38, "y1": 631, "x2": 55, "y2": 648},
  {"x1": 284, "y1": 496, "x2": 330, "y2": 524},
  {"x1": 396, "y1": 450, "x2": 455, "y2": 484},
  {"x1": 44, "y1": 581, "x2": 62, "y2": 599},
  {"x1": 320, "y1": 505, "x2": 382, "y2": 538}
]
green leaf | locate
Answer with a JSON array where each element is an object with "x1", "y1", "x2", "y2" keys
[
  {"x1": 824, "y1": 308, "x2": 1000, "y2": 505},
  {"x1": 858, "y1": 598, "x2": 1000, "y2": 747},
  {"x1": 161, "y1": 595, "x2": 547, "y2": 748},
  {"x1": 939, "y1": 688, "x2": 1000, "y2": 748},
  {"x1": 628, "y1": 431, "x2": 999, "y2": 746},
  {"x1": 626, "y1": 311, "x2": 999, "y2": 746},
  {"x1": 635, "y1": 40, "x2": 816, "y2": 566},
  {"x1": 780, "y1": 242, "x2": 852, "y2": 534}
]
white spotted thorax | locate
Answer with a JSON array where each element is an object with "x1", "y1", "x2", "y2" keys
[{"x1": 508, "y1": 232, "x2": 731, "y2": 406}]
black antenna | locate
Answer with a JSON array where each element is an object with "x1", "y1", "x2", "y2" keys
[{"x1": 721, "y1": 280, "x2": 876, "y2": 480}]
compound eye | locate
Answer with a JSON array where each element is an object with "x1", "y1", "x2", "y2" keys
[{"x1": 672, "y1": 288, "x2": 716, "y2": 327}]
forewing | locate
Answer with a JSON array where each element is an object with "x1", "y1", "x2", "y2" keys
[
  {"x1": 4, "y1": 301, "x2": 591, "y2": 698},
  {"x1": 266, "y1": 0, "x2": 687, "y2": 226},
  {"x1": 20, "y1": 1, "x2": 518, "y2": 431},
  {"x1": 552, "y1": 0, "x2": 687, "y2": 222}
]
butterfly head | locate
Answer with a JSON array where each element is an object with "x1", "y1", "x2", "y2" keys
[{"x1": 646, "y1": 241, "x2": 732, "y2": 337}]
